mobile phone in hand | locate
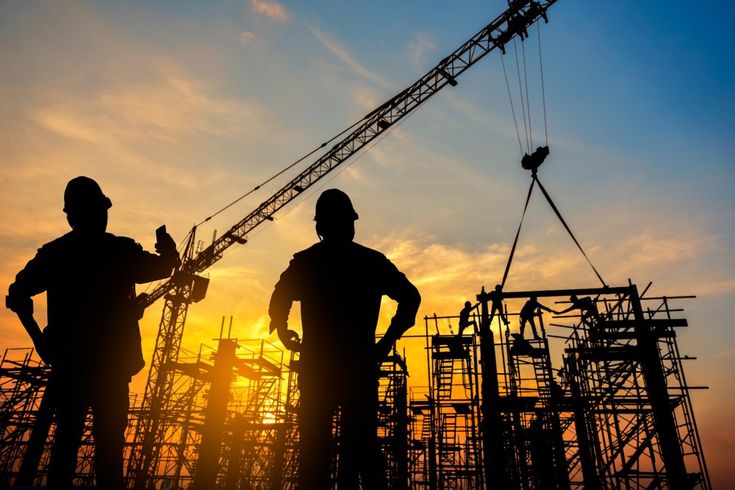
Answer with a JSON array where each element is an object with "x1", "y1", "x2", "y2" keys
[{"x1": 156, "y1": 225, "x2": 167, "y2": 243}]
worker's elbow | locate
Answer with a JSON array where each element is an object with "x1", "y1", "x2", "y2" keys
[
  {"x1": 6, "y1": 285, "x2": 32, "y2": 315},
  {"x1": 160, "y1": 253, "x2": 180, "y2": 273},
  {"x1": 409, "y1": 283, "x2": 421, "y2": 310}
]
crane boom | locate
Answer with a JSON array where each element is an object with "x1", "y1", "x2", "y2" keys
[
  {"x1": 140, "y1": 0, "x2": 556, "y2": 307},
  {"x1": 127, "y1": 2, "x2": 558, "y2": 487}
]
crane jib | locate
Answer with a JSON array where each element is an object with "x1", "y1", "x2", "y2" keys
[
  {"x1": 127, "y1": 3, "x2": 559, "y2": 485},
  {"x1": 139, "y1": 0, "x2": 557, "y2": 309}
]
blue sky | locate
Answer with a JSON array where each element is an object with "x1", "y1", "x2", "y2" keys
[{"x1": 1, "y1": 0, "x2": 734, "y2": 485}]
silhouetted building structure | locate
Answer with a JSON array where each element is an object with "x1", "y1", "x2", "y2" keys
[{"x1": 0, "y1": 284, "x2": 712, "y2": 489}]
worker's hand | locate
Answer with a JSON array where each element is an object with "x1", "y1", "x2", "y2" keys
[
  {"x1": 33, "y1": 328, "x2": 53, "y2": 366},
  {"x1": 278, "y1": 328, "x2": 301, "y2": 351},
  {"x1": 6, "y1": 294, "x2": 33, "y2": 316},
  {"x1": 155, "y1": 230, "x2": 177, "y2": 256},
  {"x1": 374, "y1": 335, "x2": 394, "y2": 362}
]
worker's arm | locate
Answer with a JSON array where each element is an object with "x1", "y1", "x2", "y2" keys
[
  {"x1": 268, "y1": 258, "x2": 301, "y2": 351},
  {"x1": 375, "y1": 259, "x2": 421, "y2": 360},
  {"x1": 6, "y1": 250, "x2": 53, "y2": 364},
  {"x1": 556, "y1": 305, "x2": 576, "y2": 315},
  {"x1": 126, "y1": 230, "x2": 180, "y2": 284},
  {"x1": 538, "y1": 303, "x2": 558, "y2": 315}
]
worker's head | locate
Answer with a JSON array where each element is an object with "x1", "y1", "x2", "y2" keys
[
  {"x1": 314, "y1": 189, "x2": 358, "y2": 242},
  {"x1": 569, "y1": 294, "x2": 578, "y2": 302},
  {"x1": 63, "y1": 176, "x2": 112, "y2": 233},
  {"x1": 464, "y1": 301, "x2": 472, "y2": 309},
  {"x1": 530, "y1": 295, "x2": 537, "y2": 302},
  {"x1": 494, "y1": 284, "x2": 502, "y2": 292}
]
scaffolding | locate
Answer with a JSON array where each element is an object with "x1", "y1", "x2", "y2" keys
[
  {"x1": 378, "y1": 352, "x2": 410, "y2": 489},
  {"x1": 430, "y1": 331, "x2": 483, "y2": 489},
  {"x1": 557, "y1": 286, "x2": 711, "y2": 488},
  {"x1": 0, "y1": 283, "x2": 711, "y2": 489},
  {"x1": 409, "y1": 283, "x2": 710, "y2": 490},
  {"x1": 0, "y1": 348, "x2": 50, "y2": 487}
]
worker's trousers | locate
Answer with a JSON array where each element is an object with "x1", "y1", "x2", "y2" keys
[
  {"x1": 298, "y1": 367, "x2": 387, "y2": 490},
  {"x1": 46, "y1": 371, "x2": 129, "y2": 490}
]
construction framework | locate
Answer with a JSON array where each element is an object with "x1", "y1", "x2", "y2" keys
[
  {"x1": 0, "y1": 282, "x2": 712, "y2": 489},
  {"x1": 408, "y1": 284, "x2": 711, "y2": 490}
]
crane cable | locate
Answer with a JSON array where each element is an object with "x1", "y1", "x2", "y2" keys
[
  {"x1": 534, "y1": 175, "x2": 607, "y2": 287},
  {"x1": 513, "y1": 38, "x2": 531, "y2": 152},
  {"x1": 500, "y1": 173, "x2": 607, "y2": 288},
  {"x1": 537, "y1": 22, "x2": 549, "y2": 147},
  {"x1": 500, "y1": 177, "x2": 535, "y2": 287},
  {"x1": 499, "y1": 23, "x2": 606, "y2": 288},
  {"x1": 500, "y1": 54, "x2": 525, "y2": 155}
]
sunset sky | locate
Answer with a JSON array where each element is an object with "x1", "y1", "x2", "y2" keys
[{"x1": 1, "y1": 0, "x2": 734, "y2": 485}]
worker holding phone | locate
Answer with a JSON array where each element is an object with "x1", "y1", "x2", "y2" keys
[{"x1": 6, "y1": 176, "x2": 180, "y2": 490}]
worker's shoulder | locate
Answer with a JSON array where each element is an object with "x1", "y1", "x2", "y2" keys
[
  {"x1": 105, "y1": 233, "x2": 139, "y2": 246},
  {"x1": 104, "y1": 234, "x2": 147, "y2": 255},
  {"x1": 34, "y1": 233, "x2": 145, "y2": 264},
  {"x1": 292, "y1": 243, "x2": 320, "y2": 261},
  {"x1": 291, "y1": 241, "x2": 389, "y2": 262},
  {"x1": 38, "y1": 231, "x2": 74, "y2": 252},
  {"x1": 350, "y1": 242, "x2": 390, "y2": 262}
]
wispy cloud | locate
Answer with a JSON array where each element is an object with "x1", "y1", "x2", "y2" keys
[
  {"x1": 31, "y1": 59, "x2": 268, "y2": 146},
  {"x1": 308, "y1": 24, "x2": 393, "y2": 89},
  {"x1": 240, "y1": 31, "x2": 256, "y2": 44},
  {"x1": 408, "y1": 32, "x2": 437, "y2": 67},
  {"x1": 250, "y1": 0, "x2": 289, "y2": 22}
]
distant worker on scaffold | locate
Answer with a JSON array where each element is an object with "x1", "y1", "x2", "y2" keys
[
  {"x1": 456, "y1": 300, "x2": 478, "y2": 337},
  {"x1": 519, "y1": 295, "x2": 556, "y2": 340}
]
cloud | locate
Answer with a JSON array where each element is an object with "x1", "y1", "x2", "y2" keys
[
  {"x1": 240, "y1": 31, "x2": 256, "y2": 44},
  {"x1": 251, "y1": 0, "x2": 289, "y2": 22},
  {"x1": 308, "y1": 24, "x2": 393, "y2": 89},
  {"x1": 408, "y1": 33, "x2": 437, "y2": 67},
  {"x1": 348, "y1": 86, "x2": 382, "y2": 112},
  {"x1": 31, "y1": 60, "x2": 267, "y2": 146}
]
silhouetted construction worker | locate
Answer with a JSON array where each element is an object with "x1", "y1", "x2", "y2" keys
[
  {"x1": 268, "y1": 189, "x2": 420, "y2": 490},
  {"x1": 559, "y1": 294, "x2": 600, "y2": 327},
  {"x1": 519, "y1": 295, "x2": 556, "y2": 340},
  {"x1": 456, "y1": 300, "x2": 477, "y2": 337},
  {"x1": 487, "y1": 284, "x2": 510, "y2": 327},
  {"x1": 6, "y1": 176, "x2": 179, "y2": 490}
]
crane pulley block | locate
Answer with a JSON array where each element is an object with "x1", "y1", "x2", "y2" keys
[{"x1": 170, "y1": 271, "x2": 210, "y2": 303}]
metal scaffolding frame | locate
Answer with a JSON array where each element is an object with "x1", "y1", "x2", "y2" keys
[
  {"x1": 0, "y1": 283, "x2": 711, "y2": 489},
  {"x1": 558, "y1": 287, "x2": 711, "y2": 489}
]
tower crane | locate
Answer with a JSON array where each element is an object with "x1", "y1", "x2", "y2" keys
[{"x1": 127, "y1": 1, "x2": 559, "y2": 486}]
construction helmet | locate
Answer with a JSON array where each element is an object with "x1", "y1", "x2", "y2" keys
[
  {"x1": 63, "y1": 176, "x2": 112, "y2": 214},
  {"x1": 314, "y1": 189, "x2": 358, "y2": 223}
]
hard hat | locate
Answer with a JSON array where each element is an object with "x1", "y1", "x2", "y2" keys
[
  {"x1": 63, "y1": 176, "x2": 112, "y2": 214},
  {"x1": 314, "y1": 189, "x2": 358, "y2": 223}
]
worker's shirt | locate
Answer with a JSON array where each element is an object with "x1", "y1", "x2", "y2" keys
[
  {"x1": 269, "y1": 240, "x2": 419, "y2": 372},
  {"x1": 8, "y1": 230, "x2": 177, "y2": 378},
  {"x1": 459, "y1": 308, "x2": 471, "y2": 325},
  {"x1": 578, "y1": 298, "x2": 598, "y2": 315},
  {"x1": 520, "y1": 301, "x2": 539, "y2": 319}
]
